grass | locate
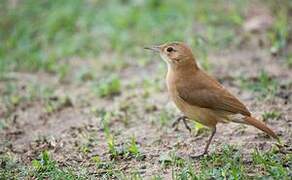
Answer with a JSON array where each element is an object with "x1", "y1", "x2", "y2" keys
[
  {"x1": 157, "y1": 109, "x2": 173, "y2": 126},
  {"x1": 238, "y1": 70, "x2": 278, "y2": 99},
  {"x1": 287, "y1": 54, "x2": 292, "y2": 68},
  {"x1": 96, "y1": 110, "x2": 142, "y2": 161},
  {"x1": 0, "y1": 151, "x2": 87, "y2": 179},
  {"x1": 1, "y1": 0, "x2": 291, "y2": 179},
  {"x1": 0, "y1": 0, "x2": 248, "y2": 75},
  {"x1": 44, "y1": 96, "x2": 73, "y2": 114},
  {"x1": 169, "y1": 145, "x2": 291, "y2": 179},
  {"x1": 262, "y1": 110, "x2": 282, "y2": 121},
  {"x1": 0, "y1": 82, "x2": 55, "y2": 120},
  {"x1": 268, "y1": 0, "x2": 290, "y2": 56},
  {"x1": 0, "y1": 0, "x2": 289, "y2": 73},
  {"x1": 195, "y1": 145, "x2": 245, "y2": 179},
  {"x1": 127, "y1": 136, "x2": 141, "y2": 158},
  {"x1": 252, "y1": 148, "x2": 291, "y2": 178},
  {"x1": 0, "y1": 145, "x2": 290, "y2": 179},
  {"x1": 95, "y1": 75, "x2": 121, "y2": 98}
]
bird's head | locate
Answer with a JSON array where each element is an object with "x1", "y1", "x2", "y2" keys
[{"x1": 144, "y1": 42, "x2": 198, "y2": 69}]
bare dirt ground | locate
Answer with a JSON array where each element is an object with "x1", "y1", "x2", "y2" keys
[{"x1": 1, "y1": 45, "x2": 291, "y2": 178}]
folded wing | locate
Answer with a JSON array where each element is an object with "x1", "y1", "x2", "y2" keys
[{"x1": 176, "y1": 71, "x2": 251, "y2": 116}]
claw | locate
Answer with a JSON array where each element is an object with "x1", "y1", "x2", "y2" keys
[
  {"x1": 190, "y1": 127, "x2": 216, "y2": 159},
  {"x1": 172, "y1": 118, "x2": 181, "y2": 128},
  {"x1": 172, "y1": 116, "x2": 191, "y2": 133}
]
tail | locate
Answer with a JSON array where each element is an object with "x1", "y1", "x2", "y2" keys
[{"x1": 244, "y1": 116, "x2": 278, "y2": 140}]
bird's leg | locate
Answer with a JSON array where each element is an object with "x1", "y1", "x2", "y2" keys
[
  {"x1": 203, "y1": 127, "x2": 216, "y2": 154},
  {"x1": 182, "y1": 117, "x2": 192, "y2": 133},
  {"x1": 172, "y1": 116, "x2": 192, "y2": 133},
  {"x1": 191, "y1": 127, "x2": 216, "y2": 158}
]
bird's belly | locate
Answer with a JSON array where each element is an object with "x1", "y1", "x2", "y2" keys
[{"x1": 171, "y1": 95, "x2": 219, "y2": 127}]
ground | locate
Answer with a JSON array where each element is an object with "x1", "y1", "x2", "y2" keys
[{"x1": 0, "y1": 0, "x2": 291, "y2": 179}]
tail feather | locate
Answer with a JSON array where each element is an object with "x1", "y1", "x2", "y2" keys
[{"x1": 244, "y1": 116, "x2": 278, "y2": 140}]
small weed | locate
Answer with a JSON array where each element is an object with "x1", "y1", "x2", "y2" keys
[
  {"x1": 91, "y1": 155, "x2": 101, "y2": 166},
  {"x1": 239, "y1": 70, "x2": 278, "y2": 98},
  {"x1": 32, "y1": 151, "x2": 56, "y2": 173},
  {"x1": 174, "y1": 162, "x2": 197, "y2": 180},
  {"x1": 80, "y1": 145, "x2": 90, "y2": 154},
  {"x1": 27, "y1": 84, "x2": 54, "y2": 101},
  {"x1": 127, "y1": 136, "x2": 140, "y2": 157},
  {"x1": 0, "y1": 154, "x2": 27, "y2": 179},
  {"x1": 106, "y1": 135, "x2": 144, "y2": 160},
  {"x1": 96, "y1": 75, "x2": 121, "y2": 98},
  {"x1": 157, "y1": 109, "x2": 174, "y2": 127},
  {"x1": 44, "y1": 96, "x2": 73, "y2": 114},
  {"x1": 159, "y1": 151, "x2": 186, "y2": 168},
  {"x1": 98, "y1": 111, "x2": 120, "y2": 160},
  {"x1": 119, "y1": 100, "x2": 137, "y2": 127},
  {"x1": 56, "y1": 64, "x2": 70, "y2": 82},
  {"x1": 100, "y1": 111, "x2": 112, "y2": 135},
  {"x1": 262, "y1": 111, "x2": 282, "y2": 121},
  {"x1": 285, "y1": 53, "x2": 292, "y2": 68},
  {"x1": 91, "y1": 155, "x2": 116, "y2": 172},
  {"x1": 76, "y1": 68, "x2": 95, "y2": 82},
  {"x1": 31, "y1": 150, "x2": 81, "y2": 179},
  {"x1": 144, "y1": 104, "x2": 158, "y2": 113},
  {"x1": 106, "y1": 134, "x2": 119, "y2": 159},
  {"x1": 269, "y1": 4, "x2": 289, "y2": 55},
  {"x1": 1, "y1": 83, "x2": 21, "y2": 110}
]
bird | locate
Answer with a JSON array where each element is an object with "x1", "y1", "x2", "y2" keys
[{"x1": 145, "y1": 42, "x2": 278, "y2": 157}]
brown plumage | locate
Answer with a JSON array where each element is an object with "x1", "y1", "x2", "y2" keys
[{"x1": 145, "y1": 42, "x2": 278, "y2": 157}]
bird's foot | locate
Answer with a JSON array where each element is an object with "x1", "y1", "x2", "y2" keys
[
  {"x1": 182, "y1": 118, "x2": 192, "y2": 133},
  {"x1": 171, "y1": 117, "x2": 182, "y2": 131},
  {"x1": 190, "y1": 127, "x2": 216, "y2": 160},
  {"x1": 172, "y1": 116, "x2": 192, "y2": 133}
]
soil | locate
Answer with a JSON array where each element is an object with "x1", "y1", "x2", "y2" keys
[{"x1": 0, "y1": 5, "x2": 292, "y2": 177}]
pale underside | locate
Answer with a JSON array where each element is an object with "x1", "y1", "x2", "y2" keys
[{"x1": 170, "y1": 90, "x2": 245, "y2": 128}]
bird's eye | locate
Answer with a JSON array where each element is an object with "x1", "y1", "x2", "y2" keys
[{"x1": 166, "y1": 47, "x2": 174, "y2": 52}]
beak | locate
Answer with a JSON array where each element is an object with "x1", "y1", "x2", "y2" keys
[{"x1": 144, "y1": 45, "x2": 161, "y2": 53}]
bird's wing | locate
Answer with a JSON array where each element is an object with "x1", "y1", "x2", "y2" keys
[{"x1": 176, "y1": 71, "x2": 251, "y2": 116}]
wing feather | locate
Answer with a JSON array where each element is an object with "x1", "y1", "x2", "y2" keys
[{"x1": 176, "y1": 71, "x2": 251, "y2": 116}]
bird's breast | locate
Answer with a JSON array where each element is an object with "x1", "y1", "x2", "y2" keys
[{"x1": 166, "y1": 69, "x2": 219, "y2": 127}]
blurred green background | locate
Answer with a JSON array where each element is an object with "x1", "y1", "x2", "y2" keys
[{"x1": 1, "y1": 0, "x2": 290, "y2": 76}]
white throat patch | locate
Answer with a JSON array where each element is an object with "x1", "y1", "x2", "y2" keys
[{"x1": 160, "y1": 53, "x2": 172, "y2": 70}]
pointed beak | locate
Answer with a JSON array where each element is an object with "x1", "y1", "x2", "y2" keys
[{"x1": 144, "y1": 45, "x2": 161, "y2": 53}]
